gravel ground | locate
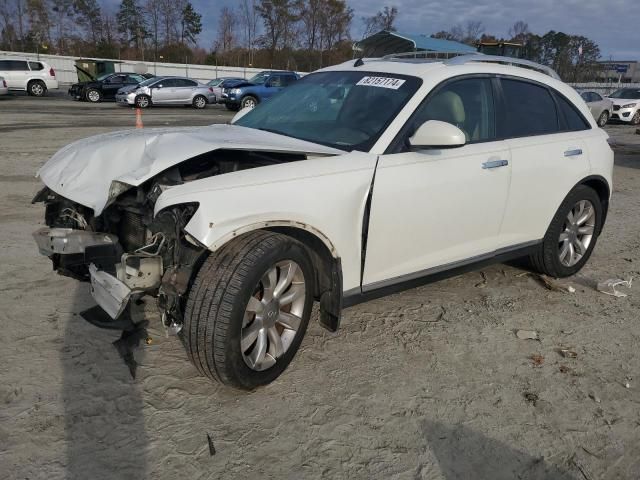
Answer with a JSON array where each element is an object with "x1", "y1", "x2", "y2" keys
[{"x1": 1, "y1": 95, "x2": 639, "y2": 480}]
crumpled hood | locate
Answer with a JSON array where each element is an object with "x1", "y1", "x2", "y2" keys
[{"x1": 37, "y1": 124, "x2": 342, "y2": 215}]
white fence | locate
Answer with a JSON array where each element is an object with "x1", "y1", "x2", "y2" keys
[
  {"x1": 0, "y1": 50, "x2": 287, "y2": 85},
  {"x1": 569, "y1": 82, "x2": 640, "y2": 96}
]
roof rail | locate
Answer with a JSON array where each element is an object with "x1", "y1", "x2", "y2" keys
[
  {"x1": 445, "y1": 54, "x2": 561, "y2": 80},
  {"x1": 381, "y1": 50, "x2": 472, "y2": 61}
]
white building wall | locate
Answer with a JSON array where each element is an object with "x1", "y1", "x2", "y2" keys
[{"x1": 0, "y1": 50, "x2": 295, "y2": 85}]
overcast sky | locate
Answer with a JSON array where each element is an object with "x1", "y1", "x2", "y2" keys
[{"x1": 107, "y1": 0, "x2": 640, "y2": 60}]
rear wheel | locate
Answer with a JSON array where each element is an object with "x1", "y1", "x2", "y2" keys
[
  {"x1": 182, "y1": 231, "x2": 315, "y2": 389},
  {"x1": 529, "y1": 185, "x2": 603, "y2": 278},
  {"x1": 85, "y1": 88, "x2": 102, "y2": 103},
  {"x1": 192, "y1": 95, "x2": 207, "y2": 109},
  {"x1": 28, "y1": 80, "x2": 46, "y2": 97},
  {"x1": 135, "y1": 94, "x2": 150, "y2": 108},
  {"x1": 597, "y1": 110, "x2": 609, "y2": 127}
]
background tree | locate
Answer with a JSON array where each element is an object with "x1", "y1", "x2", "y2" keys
[
  {"x1": 362, "y1": 5, "x2": 397, "y2": 37},
  {"x1": 180, "y1": 1, "x2": 201, "y2": 46},
  {"x1": 116, "y1": 0, "x2": 148, "y2": 57}
]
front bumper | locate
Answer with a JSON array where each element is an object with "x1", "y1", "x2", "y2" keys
[
  {"x1": 611, "y1": 107, "x2": 637, "y2": 122},
  {"x1": 116, "y1": 93, "x2": 136, "y2": 105}
]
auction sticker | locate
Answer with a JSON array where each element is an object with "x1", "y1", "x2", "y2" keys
[{"x1": 356, "y1": 76, "x2": 406, "y2": 89}]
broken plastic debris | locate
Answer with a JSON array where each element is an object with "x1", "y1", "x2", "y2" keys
[
  {"x1": 596, "y1": 278, "x2": 633, "y2": 297},
  {"x1": 524, "y1": 392, "x2": 539, "y2": 405},
  {"x1": 589, "y1": 393, "x2": 601, "y2": 403},
  {"x1": 559, "y1": 349, "x2": 578, "y2": 358},
  {"x1": 516, "y1": 329, "x2": 538, "y2": 340}
]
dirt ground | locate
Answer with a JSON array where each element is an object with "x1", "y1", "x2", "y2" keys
[{"x1": 1, "y1": 94, "x2": 639, "y2": 480}]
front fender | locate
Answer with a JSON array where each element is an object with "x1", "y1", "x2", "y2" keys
[{"x1": 154, "y1": 151, "x2": 378, "y2": 291}]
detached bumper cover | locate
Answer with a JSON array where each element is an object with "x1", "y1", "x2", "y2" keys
[{"x1": 89, "y1": 264, "x2": 132, "y2": 319}]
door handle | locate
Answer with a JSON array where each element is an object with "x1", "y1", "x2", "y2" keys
[
  {"x1": 564, "y1": 149, "x2": 583, "y2": 157},
  {"x1": 482, "y1": 159, "x2": 509, "y2": 169}
]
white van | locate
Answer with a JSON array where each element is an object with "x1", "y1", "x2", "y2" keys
[{"x1": 0, "y1": 59, "x2": 59, "y2": 96}]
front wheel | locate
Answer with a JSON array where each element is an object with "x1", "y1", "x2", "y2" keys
[
  {"x1": 85, "y1": 88, "x2": 102, "y2": 103},
  {"x1": 135, "y1": 94, "x2": 150, "y2": 108},
  {"x1": 597, "y1": 111, "x2": 609, "y2": 127},
  {"x1": 631, "y1": 111, "x2": 640, "y2": 125},
  {"x1": 241, "y1": 95, "x2": 258, "y2": 109},
  {"x1": 529, "y1": 185, "x2": 603, "y2": 278},
  {"x1": 182, "y1": 231, "x2": 315, "y2": 389}
]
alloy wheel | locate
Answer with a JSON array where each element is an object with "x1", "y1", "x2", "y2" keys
[
  {"x1": 31, "y1": 83, "x2": 44, "y2": 96},
  {"x1": 87, "y1": 90, "x2": 100, "y2": 102},
  {"x1": 558, "y1": 199, "x2": 596, "y2": 267},
  {"x1": 240, "y1": 260, "x2": 306, "y2": 371}
]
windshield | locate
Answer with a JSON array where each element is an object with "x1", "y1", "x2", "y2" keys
[
  {"x1": 208, "y1": 79, "x2": 223, "y2": 86},
  {"x1": 235, "y1": 71, "x2": 422, "y2": 151},
  {"x1": 609, "y1": 88, "x2": 640, "y2": 99},
  {"x1": 96, "y1": 73, "x2": 112, "y2": 81},
  {"x1": 248, "y1": 72, "x2": 269, "y2": 85}
]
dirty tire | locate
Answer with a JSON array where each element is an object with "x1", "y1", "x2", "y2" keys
[
  {"x1": 192, "y1": 95, "x2": 207, "y2": 109},
  {"x1": 28, "y1": 80, "x2": 46, "y2": 97},
  {"x1": 135, "y1": 94, "x2": 150, "y2": 108},
  {"x1": 529, "y1": 185, "x2": 603, "y2": 278},
  {"x1": 241, "y1": 95, "x2": 258, "y2": 109},
  {"x1": 85, "y1": 88, "x2": 102, "y2": 103},
  {"x1": 597, "y1": 111, "x2": 609, "y2": 127},
  {"x1": 182, "y1": 230, "x2": 315, "y2": 390}
]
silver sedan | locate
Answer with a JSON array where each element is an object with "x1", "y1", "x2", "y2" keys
[
  {"x1": 116, "y1": 76, "x2": 215, "y2": 109},
  {"x1": 580, "y1": 91, "x2": 613, "y2": 127}
]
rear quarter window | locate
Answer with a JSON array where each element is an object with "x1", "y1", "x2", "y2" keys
[
  {"x1": 554, "y1": 92, "x2": 591, "y2": 131},
  {"x1": 499, "y1": 78, "x2": 559, "y2": 138},
  {"x1": 28, "y1": 62, "x2": 44, "y2": 71}
]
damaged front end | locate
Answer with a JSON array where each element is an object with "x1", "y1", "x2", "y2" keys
[
  {"x1": 32, "y1": 148, "x2": 306, "y2": 333},
  {"x1": 33, "y1": 183, "x2": 203, "y2": 333}
]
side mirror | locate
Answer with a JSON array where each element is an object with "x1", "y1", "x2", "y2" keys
[
  {"x1": 409, "y1": 120, "x2": 466, "y2": 149},
  {"x1": 155, "y1": 84, "x2": 162, "y2": 89},
  {"x1": 231, "y1": 106, "x2": 253, "y2": 124}
]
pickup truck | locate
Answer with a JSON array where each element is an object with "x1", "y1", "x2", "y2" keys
[{"x1": 221, "y1": 70, "x2": 299, "y2": 110}]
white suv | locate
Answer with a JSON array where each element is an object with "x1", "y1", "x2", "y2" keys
[
  {"x1": 33, "y1": 55, "x2": 613, "y2": 389},
  {"x1": 0, "y1": 59, "x2": 59, "y2": 96}
]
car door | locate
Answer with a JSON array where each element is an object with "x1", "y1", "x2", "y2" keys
[
  {"x1": 263, "y1": 74, "x2": 284, "y2": 99},
  {"x1": 496, "y1": 77, "x2": 592, "y2": 248},
  {"x1": 363, "y1": 76, "x2": 512, "y2": 288},
  {"x1": 102, "y1": 74, "x2": 126, "y2": 99},
  {"x1": 590, "y1": 92, "x2": 607, "y2": 118},
  {"x1": 151, "y1": 78, "x2": 179, "y2": 104},
  {"x1": 4, "y1": 60, "x2": 29, "y2": 89},
  {"x1": 175, "y1": 79, "x2": 197, "y2": 102}
]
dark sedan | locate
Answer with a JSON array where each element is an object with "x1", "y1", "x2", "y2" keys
[{"x1": 69, "y1": 72, "x2": 149, "y2": 103}]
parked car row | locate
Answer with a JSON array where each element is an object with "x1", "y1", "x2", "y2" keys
[
  {"x1": 579, "y1": 87, "x2": 640, "y2": 126},
  {"x1": 0, "y1": 57, "x2": 301, "y2": 110}
]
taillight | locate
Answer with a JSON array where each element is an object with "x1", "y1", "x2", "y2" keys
[
  {"x1": 2, "y1": 80, "x2": 6, "y2": 88},
  {"x1": 209, "y1": 87, "x2": 213, "y2": 92},
  {"x1": 49, "y1": 67, "x2": 55, "y2": 77}
]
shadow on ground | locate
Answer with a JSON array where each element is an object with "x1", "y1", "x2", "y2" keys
[
  {"x1": 422, "y1": 420, "x2": 578, "y2": 480},
  {"x1": 62, "y1": 285, "x2": 148, "y2": 480}
]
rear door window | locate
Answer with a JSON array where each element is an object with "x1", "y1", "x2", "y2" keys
[
  {"x1": 498, "y1": 78, "x2": 559, "y2": 138},
  {"x1": 1, "y1": 60, "x2": 29, "y2": 71}
]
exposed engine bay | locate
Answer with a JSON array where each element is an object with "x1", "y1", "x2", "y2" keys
[{"x1": 33, "y1": 149, "x2": 305, "y2": 332}]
